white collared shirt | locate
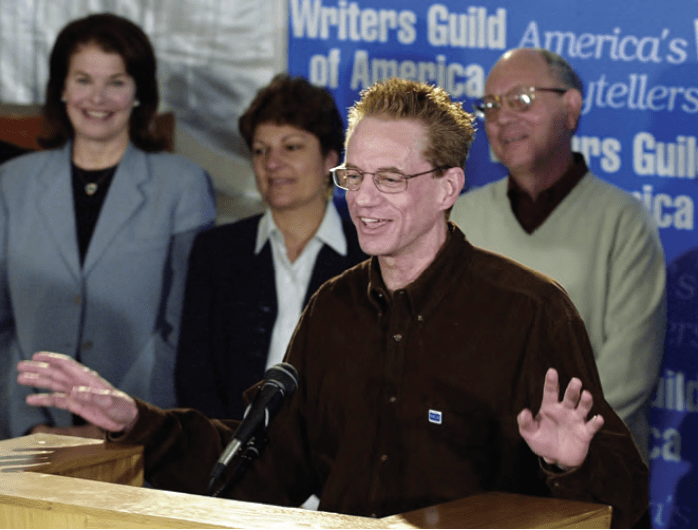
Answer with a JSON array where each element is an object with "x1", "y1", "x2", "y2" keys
[{"x1": 255, "y1": 201, "x2": 347, "y2": 370}]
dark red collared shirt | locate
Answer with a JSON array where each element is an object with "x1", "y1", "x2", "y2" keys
[{"x1": 507, "y1": 153, "x2": 588, "y2": 233}]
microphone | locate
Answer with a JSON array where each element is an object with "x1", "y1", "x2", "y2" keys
[{"x1": 207, "y1": 362, "x2": 299, "y2": 493}]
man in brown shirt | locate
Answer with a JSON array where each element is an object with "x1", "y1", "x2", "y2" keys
[{"x1": 18, "y1": 78, "x2": 647, "y2": 528}]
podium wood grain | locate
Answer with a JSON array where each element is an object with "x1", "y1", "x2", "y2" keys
[
  {"x1": 0, "y1": 434, "x2": 611, "y2": 528},
  {"x1": 385, "y1": 491, "x2": 612, "y2": 528}
]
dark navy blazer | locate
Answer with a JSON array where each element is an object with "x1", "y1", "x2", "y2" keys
[{"x1": 175, "y1": 213, "x2": 367, "y2": 419}]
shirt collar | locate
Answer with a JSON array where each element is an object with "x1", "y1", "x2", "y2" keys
[
  {"x1": 507, "y1": 152, "x2": 588, "y2": 199},
  {"x1": 506, "y1": 152, "x2": 588, "y2": 233},
  {"x1": 368, "y1": 222, "x2": 472, "y2": 320},
  {"x1": 255, "y1": 200, "x2": 347, "y2": 256}
]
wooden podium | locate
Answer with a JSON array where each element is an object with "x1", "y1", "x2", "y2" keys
[{"x1": 0, "y1": 434, "x2": 611, "y2": 528}]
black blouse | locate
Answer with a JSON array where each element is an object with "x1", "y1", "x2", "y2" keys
[{"x1": 71, "y1": 163, "x2": 117, "y2": 264}]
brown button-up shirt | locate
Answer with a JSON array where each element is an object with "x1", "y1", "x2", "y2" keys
[{"x1": 119, "y1": 224, "x2": 647, "y2": 528}]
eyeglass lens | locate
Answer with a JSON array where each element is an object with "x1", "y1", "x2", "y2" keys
[
  {"x1": 479, "y1": 86, "x2": 535, "y2": 116},
  {"x1": 335, "y1": 168, "x2": 409, "y2": 192}
]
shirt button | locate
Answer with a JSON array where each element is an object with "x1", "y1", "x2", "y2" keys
[
  {"x1": 388, "y1": 396, "x2": 397, "y2": 404},
  {"x1": 417, "y1": 315, "x2": 424, "y2": 322},
  {"x1": 73, "y1": 295, "x2": 82, "y2": 305},
  {"x1": 393, "y1": 334, "x2": 402, "y2": 342},
  {"x1": 380, "y1": 454, "x2": 389, "y2": 463}
]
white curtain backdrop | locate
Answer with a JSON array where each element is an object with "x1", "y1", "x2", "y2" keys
[
  {"x1": 0, "y1": 0, "x2": 288, "y2": 220},
  {"x1": 0, "y1": 0, "x2": 287, "y2": 156}
]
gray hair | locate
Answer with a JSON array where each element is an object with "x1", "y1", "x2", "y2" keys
[{"x1": 538, "y1": 49, "x2": 584, "y2": 97}]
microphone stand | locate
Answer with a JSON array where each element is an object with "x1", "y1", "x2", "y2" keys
[{"x1": 207, "y1": 435, "x2": 267, "y2": 497}]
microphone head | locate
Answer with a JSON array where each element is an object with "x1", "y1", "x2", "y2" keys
[{"x1": 264, "y1": 362, "x2": 299, "y2": 395}]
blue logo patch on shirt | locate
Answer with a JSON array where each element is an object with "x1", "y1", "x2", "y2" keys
[{"x1": 428, "y1": 409, "x2": 443, "y2": 425}]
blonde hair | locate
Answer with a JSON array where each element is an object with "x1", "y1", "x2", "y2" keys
[{"x1": 347, "y1": 78, "x2": 476, "y2": 173}]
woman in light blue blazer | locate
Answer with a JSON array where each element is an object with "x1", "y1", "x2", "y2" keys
[{"x1": 0, "y1": 13, "x2": 216, "y2": 439}]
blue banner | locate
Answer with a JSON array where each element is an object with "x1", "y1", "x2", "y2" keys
[{"x1": 288, "y1": 0, "x2": 698, "y2": 526}]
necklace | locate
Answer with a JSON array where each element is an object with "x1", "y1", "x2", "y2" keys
[
  {"x1": 73, "y1": 165, "x2": 117, "y2": 196},
  {"x1": 85, "y1": 182, "x2": 100, "y2": 196}
]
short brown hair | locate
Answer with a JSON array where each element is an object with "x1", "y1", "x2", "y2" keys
[
  {"x1": 239, "y1": 74, "x2": 345, "y2": 158},
  {"x1": 347, "y1": 78, "x2": 476, "y2": 173},
  {"x1": 40, "y1": 13, "x2": 166, "y2": 152}
]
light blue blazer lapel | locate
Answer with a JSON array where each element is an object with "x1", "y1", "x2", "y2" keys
[
  {"x1": 36, "y1": 144, "x2": 81, "y2": 282},
  {"x1": 82, "y1": 144, "x2": 146, "y2": 275}
]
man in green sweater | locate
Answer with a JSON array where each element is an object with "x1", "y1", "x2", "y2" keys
[{"x1": 451, "y1": 48, "x2": 666, "y2": 464}]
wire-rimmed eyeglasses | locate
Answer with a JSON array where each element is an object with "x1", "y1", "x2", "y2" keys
[
  {"x1": 331, "y1": 165, "x2": 450, "y2": 194},
  {"x1": 473, "y1": 85, "x2": 568, "y2": 119}
]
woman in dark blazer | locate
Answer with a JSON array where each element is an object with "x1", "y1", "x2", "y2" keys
[
  {"x1": 2, "y1": 13, "x2": 216, "y2": 439},
  {"x1": 175, "y1": 75, "x2": 366, "y2": 419}
]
